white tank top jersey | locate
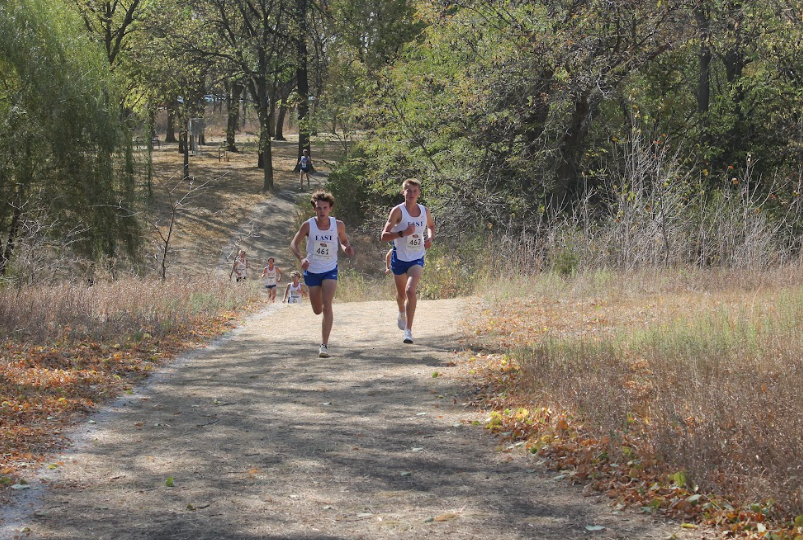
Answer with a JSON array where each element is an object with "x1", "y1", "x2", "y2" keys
[
  {"x1": 305, "y1": 217, "x2": 338, "y2": 273},
  {"x1": 263, "y1": 267, "x2": 278, "y2": 286},
  {"x1": 234, "y1": 259, "x2": 247, "y2": 277},
  {"x1": 392, "y1": 203, "x2": 428, "y2": 262},
  {"x1": 288, "y1": 282, "x2": 302, "y2": 303}
]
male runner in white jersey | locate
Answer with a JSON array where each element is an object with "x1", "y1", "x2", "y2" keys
[
  {"x1": 260, "y1": 257, "x2": 282, "y2": 303},
  {"x1": 379, "y1": 178, "x2": 435, "y2": 344},
  {"x1": 290, "y1": 190, "x2": 355, "y2": 357}
]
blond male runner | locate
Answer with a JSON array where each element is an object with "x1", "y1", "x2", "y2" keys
[
  {"x1": 379, "y1": 178, "x2": 435, "y2": 344},
  {"x1": 290, "y1": 190, "x2": 355, "y2": 357}
]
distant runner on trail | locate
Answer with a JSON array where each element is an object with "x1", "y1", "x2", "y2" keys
[
  {"x1": 283, "y1": 271, "x2": 306, "y2": 304},
  {"x1": 260, "y1": 257, "x2": 283, "y2": 303},
  {"x1": 230, "y1": 249, "x2": 250, "y2": 282},
  {"x1": 298, "y1": 148, "x2": 312, "y2": 190},
  {"x1": 289, "y1": 190, "x2": 355, "y2": 358},
  {"x1": 379, "y1": 178, "x2": 435, "y2": 344}
]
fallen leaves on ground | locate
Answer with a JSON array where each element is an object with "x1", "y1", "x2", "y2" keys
[{"x1": 0, "y1": 306, "x2": 259, "y2": 491}]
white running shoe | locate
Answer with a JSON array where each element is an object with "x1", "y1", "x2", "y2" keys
[
  {"x1": 397, "y1": 312, "x2": 406, "y2": 330},
  {"x1": 318, "y1": 344, "x2": 330, "y2": 358},
  {"x1": 403, "y1": 329, "x2": 413, "y2": 344}
]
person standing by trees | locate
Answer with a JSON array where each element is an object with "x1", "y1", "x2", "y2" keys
[
  {"x1": 289, "y1": 190, "x2": 355, "y2": 357},
  {"x1": 298, "y1": 148, "x2": 312, "y2": 190},
  {"x1": 260, "y1": 257, "x2": 283, "y2": 302},
  {"x1": 380, "y1": 178, "x2": 435, "y2": 344}
]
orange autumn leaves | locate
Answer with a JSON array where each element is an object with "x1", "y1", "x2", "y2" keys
[{"x1": 0, "y1": 310, "x2": 247, "y2": 488}]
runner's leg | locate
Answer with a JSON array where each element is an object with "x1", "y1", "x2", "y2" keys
[
  {"x1": 393, "y1": 272, "x2": 407, "y2": 329},
  {"x1": 393, "y1": 273, "x2": 406, "y2": 313},
  {"x1": 321, "y1": 278, "x2": 337, "y2": 345},
  {"x1": 403, "y1": 265, "x2": 423, "y2": 330},
  {"x1": 308, "y1": 285, "x2": 323, "y2": 315}
]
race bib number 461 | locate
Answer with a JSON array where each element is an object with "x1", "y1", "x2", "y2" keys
[{"x1": 313, "y1": 242, "x2": 334, "y2": 260}]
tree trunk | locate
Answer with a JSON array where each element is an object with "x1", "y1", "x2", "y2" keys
[
  {"x1": 695, "y1": 5, "x2": 711, "y2": 144},
  {"x1": 257, "y1": 112, "x2": 274, "y2": 192},
  {"x1": 275, "y1": 101, "x2": 287, "y2": 140},
  {"x1": 182, "y1": 120, "x2": 190, "y2": 180},
  {"x1": 0, "y1": 203, "x2": 21, "y2": 277},
  {"x1": 723, "y1": 2, "x2": 747, "y2": 157},
  {"x1": 146, "y1": 107, "x2": 155, "y2": 198},
  {"x1": 166, "y1": 108, "x2": 178, "y2": 143},
  {"x1": 296, "y1": 0, "x2": 311, "y2": 158},
  {"x1": 252, "y1": 85, "x2": 274, "y2": 191},
  {"x1": 257, "y1": 102, "x2": 275, "y2": 191},
  {"x1": 552, "y1": 91, "x2": 600, "y2": 208},
  {"x1": 226, "y1": 82, "x2": 244, "y2": 152}
]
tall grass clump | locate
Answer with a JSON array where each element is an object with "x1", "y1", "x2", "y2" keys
[
  {"x1": 334, "y1": 242, "x2": 484, "y2": 302},
  {"x1": 334, "y1": 267, "x2": 395, "y2": 303},
  {"x1": 0, "y1": 276, "x2": 262, "y2": 343},
  {"x1": 635, "y1": 295, "x2": 802, "y2": 515},
  {"x1": 476, "y1": 131, "x2": 803, "y2": 276},
  {"x1": 510, "y1": 276, "x2": 803, "y2": 516}
]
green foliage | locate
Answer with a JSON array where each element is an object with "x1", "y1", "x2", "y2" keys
[
  {"x1": 0, "y1": 0, "x2": 139, "y2": 274},
  {"x1": 552, "y1": 249, "x2": 579, "y2": 277},
  {"x1": 324, "y1": 151, "x2": 371, "y2": 226},
  {"x1": 319, "y1": 0, "x2": 803, "y2": 261},
  {"x1": 418, "y1": 244, "x2": 481, "y2": 299},
  {"x1": 346, "y1": 0, "x2": 686, "y2": 233}
]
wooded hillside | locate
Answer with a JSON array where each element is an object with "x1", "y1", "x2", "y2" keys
[{"x1": 3, "y1": 0, "x2": 803, "y2": 279}]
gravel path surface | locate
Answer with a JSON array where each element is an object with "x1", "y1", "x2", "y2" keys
[{"x1": 0, "y1": 297, "x2": 709, "y2": 540}]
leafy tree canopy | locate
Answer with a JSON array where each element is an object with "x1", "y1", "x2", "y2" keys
[{"x1": 0, "y1": 0, "x2": 138, "y2": 276}]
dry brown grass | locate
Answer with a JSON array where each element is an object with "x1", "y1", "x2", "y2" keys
[
  {"x1": 467, "y1": 266, "x2": 803, "y2": 527},
  {"x1": 0, "y1": 276, "x2": 265, "y2": 483},
  {"x1": 0, "y1": 277, "x2": 262, "y2": 342}
]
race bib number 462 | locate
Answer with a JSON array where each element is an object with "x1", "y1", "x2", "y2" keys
[{"x1": 407, "y1": 234, "x2": 423, "y2": 248}]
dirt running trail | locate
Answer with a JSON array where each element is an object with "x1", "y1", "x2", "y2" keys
[
  {"x1": 217, "y1": 168, "x2": 328, "y2": 278},
  {"x1": 0, "y1": 297, "x2": 709, "y2": 540}
]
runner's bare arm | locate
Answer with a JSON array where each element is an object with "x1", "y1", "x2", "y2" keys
[
  {"x1": 338, "y1": 221, "x2": 355, "y2": 257},
  {"x1": 290, "y1": 221, "x2": 311, "y2": 269},
  {"x1": 425, "y1": 209, "x2": 435, "y2": 249},
  {"x1": 380, "y1": 207, "x2": 408, "y2": 242}
]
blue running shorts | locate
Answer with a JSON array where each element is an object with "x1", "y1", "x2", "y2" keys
[
  {"x1": 390, "y1": 251, "x2": 424, "y2": 276},
  {"x1": 304, "y1": 267, "x2": 338, "y2": 287}
]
